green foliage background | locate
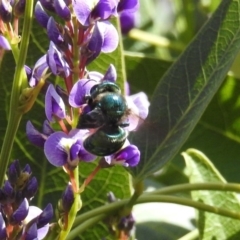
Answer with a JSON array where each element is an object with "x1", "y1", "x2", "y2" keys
[{"x1": 2, "y1": 0, "x2": 240, "y2": 239}]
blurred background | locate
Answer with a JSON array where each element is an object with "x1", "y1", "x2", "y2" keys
[{"x1": 120, "y1": 0, "x2": 240, "y2": 239}]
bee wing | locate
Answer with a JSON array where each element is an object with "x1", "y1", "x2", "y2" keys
[{"x1": 125, "y1": 92, "x2": 150, "y2": 131}]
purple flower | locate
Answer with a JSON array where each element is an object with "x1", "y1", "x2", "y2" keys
[
  {"x1": 94, "y1": 21, "x2": 119, "y2": 53},
  {"x1": 11, "y1": 198, "x2": 29, "y2": 224},
  {"x1": 120, "y1": 11, "x2": 137, "y2": 34},
  {"x1": 104, "y1": 144, "x2": 140, "y2": 167},
  {"x1": 72, "y1": 0, "x2": 118, "y2": 27},
  {"x1": 125, "y1": 92, "x2": 150, "y2": 131},
  {"x1": 39, "y1": 0, "x2": 55, "y2": 12},
  {"x1": 44, "y1": 129, "x2": 96, "y2": 167},
  {"x1": 35, "y1": 1, "x2": 50, "y2": 28},
  {"x1": 47, "y1": 17, "x2": 69, "y2": 50},
  {"x1": 61, "y1": 184, "x2": 74, "y2": 212},
  {"x1": 0, "y1": 0, "x2": 12, "y2": 23},
  {"x1": 117, "y1": 0, "x2": 139, "y2": 14},
  {"x1": 0, "y1": 35, "x2": 11, "y2": 50},
  {"x1": 69, "y1": 79, "x2": 97, "y2": 107},
  {"x1": 28, "y1": 55, "x2": 49, "y2": 87},
  {"x1": 26, "y1": 120, "x2": 53, "y2": 148},
  {"x1": 54, "y1": 0, "x2": 71, "y2": 21},
  {"x1": 104, "y1": 64, "x2": 117, "y2": 82},
  {"x1": 47, "y1": 41, "x2": 70, "y2": 77},
  {"x1": 84, "y1": 21, "x2": 119, "y2": 64},
  {"x1": 45, "y1": 84, "x2": 66, "y2": 122},
  {"x1": 23, "y1": 205, "x2": 53, "y2": 240},
  {"x1": 0, "y1": 213, "x2": 7, "y2": 239}
]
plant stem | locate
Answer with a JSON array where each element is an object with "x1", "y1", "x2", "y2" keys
[
  {"x1": 58, "y1": 166, "x2": 81, "y2": 240},
  {"x1": 128, "y1": 28, "x2": 185, "y2": 51},
  {"x1": 146, "y1": 182, "x2": 240, "y2": 195},
  {"x1": 67, "y1": 214, "x2": 105, "y2": 240},
  {"x1": 178, "y1": 229, "x2": 199, "y2": 240},
  {"x1": 122, "y1": 180, "x2": 144, "y2": 216},
  {"x1": 0, "y1": 0, "x2": 33, "y2": 186},
  {"x1": 70, "y1": 193, "x2": 240, "y2": 238}
]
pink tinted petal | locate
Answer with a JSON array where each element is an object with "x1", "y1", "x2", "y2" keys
[{"x1": 130, "y1": 92, "x2": 150, "y2": 120}]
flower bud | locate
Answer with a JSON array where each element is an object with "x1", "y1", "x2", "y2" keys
[
  {"x1": 0, "y1": 0, "x2": 12, "y2": 23},
  {"x1": 10, "y1": 198, "x2": 29, "y2": 224},
  {"x1": 14, "y1": 0, "x2": 26, "y2": 17},
  {"x1": 35, "y1": 1, "x2": 50, "y2": 28},
  {"x1": 54, "y1": 0, "x2": 71, "y2": 21},
  {"x1": 61, "y1": 184, "x2": 74, "y2": 213}
]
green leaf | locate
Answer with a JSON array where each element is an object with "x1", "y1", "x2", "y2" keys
[
  {"x1": 125, "y1": 52, "x2": 172, "y2": 96},
  {"x1": 182, "y1": 148, "x2": 240, "y2": 240},
  {"x1": 130, "y1": 0, "x2": 240, "y2": 181},
  {"x1": 169, "y1": 74, "x2": 240, "y2": 183}
]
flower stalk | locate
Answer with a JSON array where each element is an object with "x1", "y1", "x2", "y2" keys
[{"x1": 0, "y1": 0, "x2": 34, "y2": 186}]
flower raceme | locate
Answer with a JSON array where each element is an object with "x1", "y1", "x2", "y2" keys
[{"x1": 0, "y1": 160, "x2": 53, "y2": 239}]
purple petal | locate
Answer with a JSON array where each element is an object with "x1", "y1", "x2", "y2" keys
[
  {"x1": 114, "y1": 145, "x2": 140, "y2": 167},
  {"x1": 86, "y1": 22, "x2": 104, "y2": 64},
  {"x1": 45, "y1": 84, "x2": 66, "y2": 122},
  {"x1": 25, "y1": 65, "x2": 32, "y2": 82},
  {"x1": 24, "y1": 177, "x2": 38, "y2": 199},
  {"x1": 47, "y1": 17, "x2": 67, "y2": 50},
  {"x1": 61, "y1": 184, "x2": 74, "y2": 212},
  {"x1": 0, "y1": 0, "x2": 12, "y2": 23},
  {"x1": 2, "y1": 180, "x2": 14, "y2": 197},
  {"x1": 0, "y1": 213, "x2": 7, "y2": 239},
  {"x1": 124, "y1": 81, "x2": 130, "y2": 95},
  {"x1": 104, "y1": 64, "x2": 117, "y2": 82},
  {"x1": 37, "y1": 204, "x2": 53, "y2": 228},
  {"x1": 98, "y1": 21, "x2": 119, "y2": 53},
  {"x1": 11, "y1": 198, "x2": 29, "y2": 223},
  {"x1": 47, "y1": 41, "x2": 70, "y2": 77},
  {"x1": 68, "y1": 129, "x2": 96, "y2": 162},
  {"x1": 92, "y1": 0, "x2": 118, "y2": 20},
  {"x1": 120, "y1": 11, "x2": 136, "y2": 34},
  {"x1": 8, "y1": 160, "x2": 21, "y2": 184},
  {"x1": 25, "y1": 223, "x2": 38, "y2": 240},
  {"x1": 69, "y1": 140, "x2": 82, "y2": 160},
  {"x1": 0, "y1": 35, "x2": 11, "y2": 50},
  {"x1": 117, "y1": 0, "x2": 139, "y2": 13},
  {"x1": 72, "y1": 0, "x2": 91, "y2": 26},
  {"x1": 69, "y1": 79, "x2": 97, "y2": 107},
  {"x1": 35, "y1": 1, "x2": 50, "y2": 28},
  {"x1": 44, "y1": 131, "x2": 69, "y2": 166},
  {"x1": 26, "y1": 121, "x2": 47, "y2": 148},
  {"x1": 129, "y1": 92, "x2": 150, "y2": 120},
  {"x1": 40, "y1": 0, "x2": 55, "y2": 12},
  {"x1": 24, "y1": 206, "x2": 49, "y2": 240},
  {"x1": 42, "y1": 120, "x2": 54, "y2": 136},
  {"x1": 54, "y1": 0, "x2": 71, "y2": 21},
  {"x1": 29, "y1": 55, "x2": 49, "y2": 87},
  {"x1": 88, "y1": 71, "x2": 104, "y2": 81}
]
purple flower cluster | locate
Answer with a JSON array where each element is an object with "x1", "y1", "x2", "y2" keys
[
  {"x1": 0, "y1": 160, "x2": 53, "y2": 239},
  {"x1": 34, "y1": 0, "x2": 139, "y2": 81},
  {"x1": 24, "y1": 0, "x2": 145, "y2": 185}
]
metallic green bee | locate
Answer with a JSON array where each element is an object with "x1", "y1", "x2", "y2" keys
[{"x1": 77, "y1": 81, "x2": 129, "y2": 156}]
